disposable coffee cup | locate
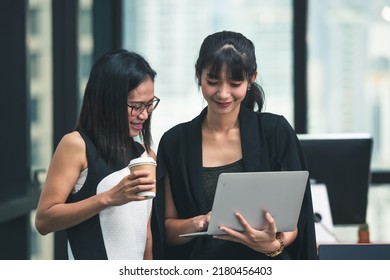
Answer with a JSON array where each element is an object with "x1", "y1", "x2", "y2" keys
[{"x1": 128, "y1": 157, "x2": 156, "y2": 199}]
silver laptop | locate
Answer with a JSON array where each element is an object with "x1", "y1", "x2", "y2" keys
[{"x1": 179, "y1": 171, "x2": 309, "y2": 237}]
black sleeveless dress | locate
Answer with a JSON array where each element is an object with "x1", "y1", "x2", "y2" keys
[{"x1": 66, "y1": 131, "x2": 152, "y2": 259}]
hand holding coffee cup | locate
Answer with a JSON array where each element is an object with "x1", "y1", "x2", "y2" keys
[{"x1": 128, "y1": 157, "x2": 156, "y2": 199}]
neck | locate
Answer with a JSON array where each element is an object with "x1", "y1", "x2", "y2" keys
[{"x1": 203, "y1": 111, "x2": 239, "y2": 132}]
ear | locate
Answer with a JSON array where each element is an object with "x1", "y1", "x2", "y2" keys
[
  {"x1": 195, "y1": 64, "x2": 201, "y2": 84},
  {"x1": 249, "y1": 71, "x2": 258, "y2": 84}
]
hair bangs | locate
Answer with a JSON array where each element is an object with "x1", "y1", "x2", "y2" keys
[{"x1": 207, "y1": 47, "x2": 250, "y2": 81}]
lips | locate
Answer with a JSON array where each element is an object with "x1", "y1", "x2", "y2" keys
[
  {"x1": 130, "y1": 122, "x2": 143, "y2": 131},
  {"x1": 214, "y1": 100, "x2": 232, "y2": 108}
]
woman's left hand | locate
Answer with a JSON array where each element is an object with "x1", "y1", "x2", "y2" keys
[{"x1": 213, "y1": 212, "x2": 284, "y2": 254}]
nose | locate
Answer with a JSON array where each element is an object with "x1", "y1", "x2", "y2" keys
[
  {"x1": 216, "y1": 83, "x2": 230, "y2": 99},
  {"x1": 137, "y1": 108, "x2": 149, "y2": 120}
]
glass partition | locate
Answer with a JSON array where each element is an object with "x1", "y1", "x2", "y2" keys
[
  {"x1": 28, "y1": 0, "x2": 94, "y2": 259},
  {"x1": 308, "y1": 0, "x2": 390, "y2": 243},
  {"x1": 308, "y1": 0, "x2": 390, "y2": 171},
  {"x1": 28, "y1": 0, "x2": 53, "y2": 260},
  {"x1": 123, "y1": 0, "x2": 294, "y2": 149}
]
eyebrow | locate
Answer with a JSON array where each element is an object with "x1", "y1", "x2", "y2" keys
[
  {"x1": 127, "y1": 97, "x2": 156, "y2": 104},
  {"x1": 206, "y1": 72, "x2": 244, "y2": 82},
  {"x1": 206, "y1": 72, "x2": 219, "y2": 79}
]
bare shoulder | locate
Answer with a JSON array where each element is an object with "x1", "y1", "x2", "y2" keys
[
  {"x1": 58, "y1": 131, "x2": 85, "y2": 151},
  {"x1": 53, "y1": 131, "x2": 87, "y2": 170}
]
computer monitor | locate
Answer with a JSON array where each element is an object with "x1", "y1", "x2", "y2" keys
[{"x1": 298, "y1": 134, "x2": 373, "y2": 225}]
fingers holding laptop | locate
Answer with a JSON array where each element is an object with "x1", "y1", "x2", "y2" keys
[
  {"x1": 197, "y1": 211, "x2": 211, "y2": 230},
  {"x1": 173, "y1": 211, "x2": 212, "y2": 240},
  {"x1": 214, "y1": 211, "x2": 283, "y2": 254}
]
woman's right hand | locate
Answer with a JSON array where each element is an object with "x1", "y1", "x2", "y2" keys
[
  {"x1": 192, "y1": 211, "x2": 212, "y2": 232},
  {"x1": 105, "y1": 170, "x2": 155, "y2": 206}
]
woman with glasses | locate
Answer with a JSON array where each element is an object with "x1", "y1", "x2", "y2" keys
[
  {"x1": 35, "y1": 49, "x2": 160, "y2": 259},
  {"x1": 152, "y1": 31, "x2": 317, "y2": 260}
]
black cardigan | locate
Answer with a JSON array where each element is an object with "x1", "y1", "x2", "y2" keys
[{"x1": 152, "y1": 105, "x2": 317, "y2": 260}]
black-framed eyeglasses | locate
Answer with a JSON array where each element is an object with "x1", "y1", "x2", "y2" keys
[{"x1": 127, "y1": 97, "x2": 160, "y2": 117}]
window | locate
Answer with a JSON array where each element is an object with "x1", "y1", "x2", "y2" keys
[
  {"x1": 308, "y1": 0, "x2": 390, "y2": 243},
  {"x1": 29, "y1": 52, "x2": 40, "y2": 80},
  {"x1": 123, "y1": 0, "x2": 294, "y2": 149},
  {"x1": 78, "y1": 0, "x2": 93, "y2": 108},
  {"x1": 31, "y1": 96, "x2": 39, "y2": 123},
  {"x1": 308, "y1": 0, "x2": 390, "y2": 170},
  {"x1": 28, "y1": 0, "x2": 53, "y2": 260},
  {"x1": 28, "y1": 7, "x2": 40, "y2": 35}
]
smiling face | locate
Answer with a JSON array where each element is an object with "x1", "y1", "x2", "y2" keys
[
  {"x1": 200, "y1": 65, "x2": 249, "y2": 116},
  {"x1": 127, "y1": 77, "x2": 155, "y2": 137}
]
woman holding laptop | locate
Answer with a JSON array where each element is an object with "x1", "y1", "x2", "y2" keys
[{"x1": 152, "y1": 31, "x2": 317, "y2": 260}]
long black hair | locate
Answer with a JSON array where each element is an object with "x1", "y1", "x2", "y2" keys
[
  {"x1": 75, "y1": 49, "x2": 157, "y2": 166},
  {"x1": 195, "y1": 30, "x2": 264, "y2": 112}
]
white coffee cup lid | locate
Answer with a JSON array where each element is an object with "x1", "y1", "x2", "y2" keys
[{"x1": 128, "y1": 157, "x2": 156, "y2": 167}]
